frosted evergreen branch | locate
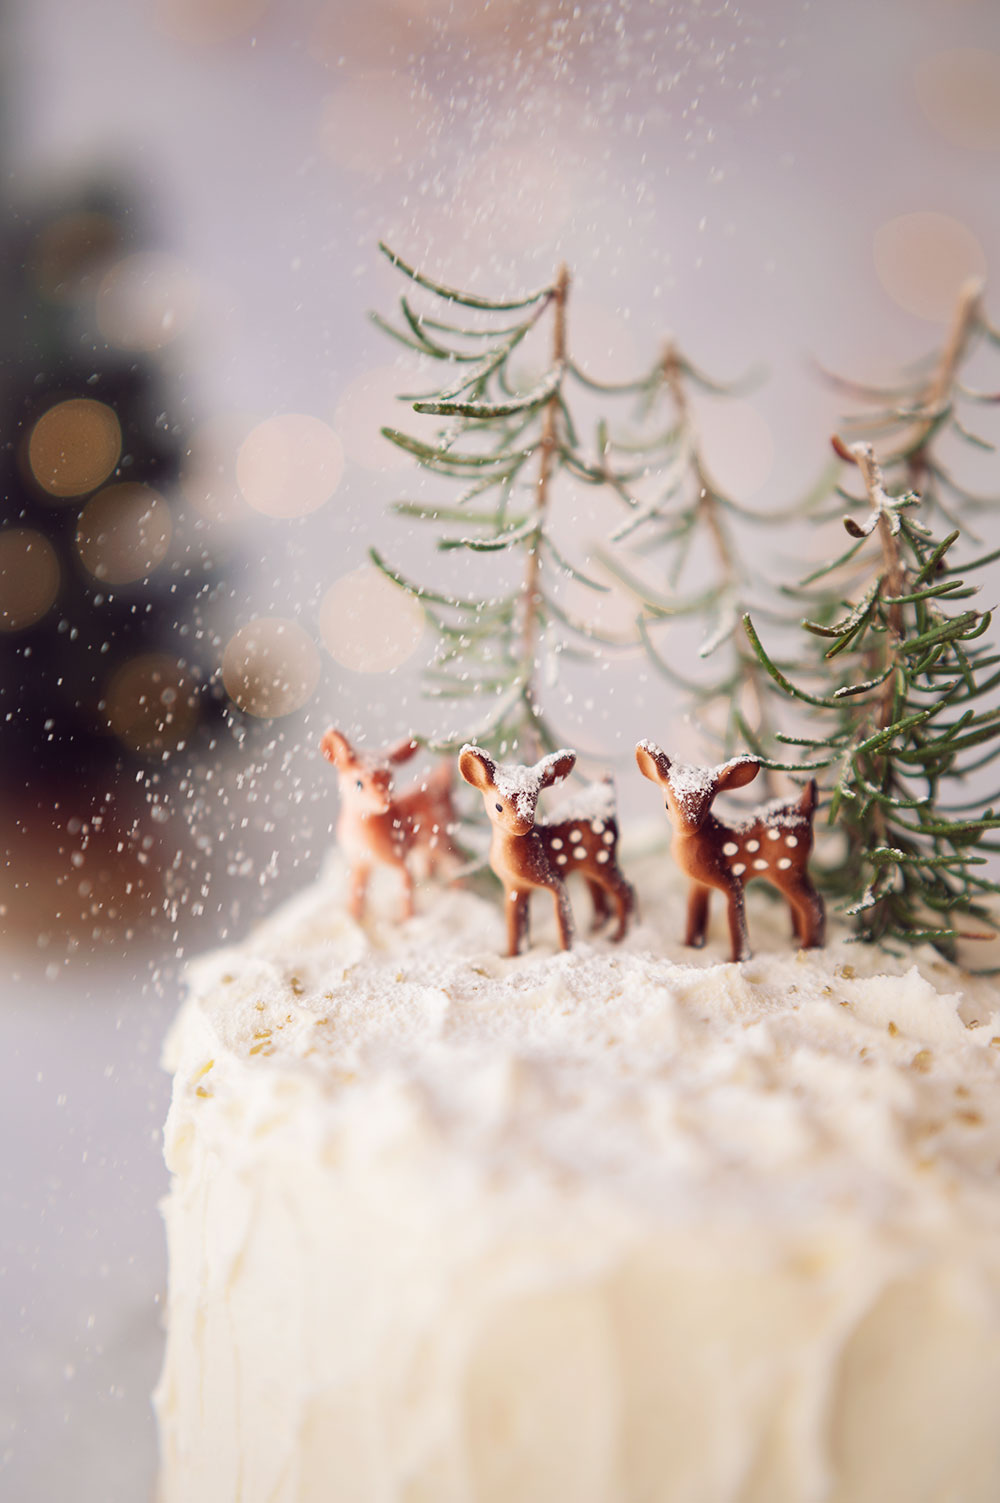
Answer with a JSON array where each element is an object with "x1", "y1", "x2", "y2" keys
[{"x1": 378, "y1": 242, "x2": 553, "y2": 311}]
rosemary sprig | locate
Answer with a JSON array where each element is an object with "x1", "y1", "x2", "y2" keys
[
  {"x1": 600, "y1": 342, "x2": 789, "y2": 771},
  {"x1": 745, "y1": 438, "x2": 1000, "y2": 959},
  {"x1": 371, "y1": 246, "x2": 644, "y2": 759},
  {"x1": 824, "y1": 277, "x2": 998, "y2": 528}
]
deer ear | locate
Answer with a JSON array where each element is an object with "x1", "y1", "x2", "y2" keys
[
  {"x1": 321, "y1": 729, "x2": 355, "y2": 770},
  {"x1": 459, "y1": 744, "x2": 495, "y2": 791},
  {"x1": 536, "y1": 748, "x2": 576, "y2": 790},
  {"x1": 635, "y1": 740, "x2": 671, "y2": 785},
  {"x1": 716, "y1": 755, "x2": 760, "y2": 792},
  {"x1": 386, "y1": 737, "x2": 420, "y2": 766}
]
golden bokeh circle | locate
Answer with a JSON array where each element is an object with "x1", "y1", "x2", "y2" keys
[
  {"x1": 222, "y1": 617, "x2": 321, "y2": 717},
  {"x1": 915, "y1": 49, "x2": 1000, "y2": 152},
  {"x1": 873, "y1": 212, "x2": 987, "y2": 322},
  {"x1": 236, "y1": 413, "x2": 344, "y2": 518},
  {"x1": 104, "y1": 653, "x2": 199, "y2": 754},
  {"x1": 694, "y1": 399, "x2": 774, "y2": 502},
  {"x1": 319, "y1": 565, "x2": 425, "y2": 674},
  {"x1": 76, "y1": 484, "x2": 173, "y2": 584},
  {"x1": 0, "y1": 529, "x2": 61, "y2": 631},
  {"x1": 27, "y1": 399, "x2": 122, "y2": 499},
  {"x1": 155, "y1": 0, "x2": 269, "y2": 47},
  {"x1": 182, "y1": 414, "x2": 253, "y2": 524},
  {"x1": 318, "y1": 72, "x2": 442, "y2": 174},
  {"x1": 333, "y1": 366, "x2": 417, "y2": 472},
  {"x1": 32, "y1": 211, "x2": 120, "y2": 301}
]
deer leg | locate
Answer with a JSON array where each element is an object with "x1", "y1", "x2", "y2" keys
[
  {"x1": 506, "y1": 889, "x2": 530, "y2": 957},
  {"x1": 586, "y1": 878, "x2": 612, "y2": 933},
  {"x1": 685, "y1": 884, "x2": 711, "y2": 948},
  {"x1": 396, "y1": 860, "x2": 415, "y2": 922},
  {"x1": 603, "y1": 870, "x2": 635, "y2": 943},
  {"x1": 789, "y1": 880, "x2": 825, "y2": 950},
  {"x1": 349, "y1": 861, "x2": 371, "y2": 923},
  {"x1": 724, "y1": 882, "x2": 752, "y2": 963},
  {"x1": 548, "y1": 878, "x2": 574, "y2": 951}
]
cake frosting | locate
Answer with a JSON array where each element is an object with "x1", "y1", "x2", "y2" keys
[{"x1": 155, "y1": 850, "x2": 1000, "y2": 1503}]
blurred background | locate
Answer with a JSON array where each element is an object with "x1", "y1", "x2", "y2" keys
[{"x1": 2, "y1": 0, "x2": 999, "y2": 1497}]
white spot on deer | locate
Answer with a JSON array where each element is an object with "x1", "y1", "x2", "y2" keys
[
  {"x1": 590, "y1": 819, "x2": 605, "y2": 834},
  {"x1": 602, "y1": 830, "x2": 614, "y2": 845},
  {"x1": 569, "y1": 827, "x2": 583, "y2": 843},
  {"x1": 574, "y1": 845, "x2": 586, "y2": 859},
  {"x1": 753, "y1": 858, "x2": 768, "y2": 871},
  {"x1": 722, "y1": 841, "x2": 738, "y2": 856},
  {"x1": 777, "y1": 857, "x2": 792, "y2": 870},
  {"x1": 746, "y1": 839, "x2": 760, "y2": 853},
  {"x1": 767, "y1": 828, "x2": 781, "y2": 841},
  {"x1": 731, "y1": 862, "x2": 746, "y2": 876},
  {"x1": 786, "y1": 835, "x2": 799, "y2": 848},
  {"x1": 596, "y1": 850, "x2": 609, "y2": 864},
  {"x1": 556, "y1": 853, "x2": 568, "y2": 866},
  {"x1": 550, "y1": 837, "x2": 563, "y2": 850}
]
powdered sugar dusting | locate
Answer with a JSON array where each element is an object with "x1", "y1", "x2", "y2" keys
[
  {"x1": 665, "y1": 762, "x2": 718, "y2": 812},
  {"x1": 171, "y1": 845, "x2": 1000, "y2": 1227},
  {"x1": 491, "y1": 761, "x2": 546, "y2": 821},
  {"x1": 489, "y1": 750, "x2": 575, "y2": 822},
  {"x1": 537, "y1": 778, "x2": 616, "y2": 827}
]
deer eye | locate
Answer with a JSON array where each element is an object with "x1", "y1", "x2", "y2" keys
[
  {"x1": 495, "y1": 802, "x2": 503, "y2": 813},
  {"x1": 356, "y1": 780, "x2": 364, "y2": 791}
]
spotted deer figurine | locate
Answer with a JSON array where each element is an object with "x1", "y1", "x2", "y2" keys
[
  {"x1": 459, "y1": 744, "x2": 635, "y2": 957},
  {"x1": 322, "y1": 729, "x2": 459, "y2": 922},
  {"x1": 635, "y1": 740, "x2": 825, "y2": 962}
]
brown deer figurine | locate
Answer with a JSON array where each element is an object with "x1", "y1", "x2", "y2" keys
[
  {"x1": 635, "y1": 740, "x2": 825, "y2": 962},
  {"x1": 321, "y1": 729, "x2": 458, "y2": 922},
  {"x1": 459, "y1": 744, "x2": 635, "y2": 957}
]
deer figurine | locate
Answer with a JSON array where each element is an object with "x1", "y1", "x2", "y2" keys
[
  {"x1": 635, "y1": 740, "x2": 825, "y2": 963},
  {"x1": 459, "y1": 743, "x2": 635, "y2": 957},
  {"x1": 321, "y1": 729, "x2": 459, "y2": 922}
]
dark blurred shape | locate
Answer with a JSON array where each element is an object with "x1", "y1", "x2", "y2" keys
[{"x1": 0, "y1": 179, "x2": 225, "y2": 948}]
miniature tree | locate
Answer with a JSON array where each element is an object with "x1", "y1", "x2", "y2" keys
[
  {"x1": 371, "y1": 243, "x2": 663, "y2": 760},
  {"x1": 744, "y1": 438, "x2": 1000, "y2": 957},
  {"x1": 827, "y1": 277, "x2": 1000, "y2": 527},
  {"x1": 597, "y1": 341, "x2": 792, "y2": 768}
]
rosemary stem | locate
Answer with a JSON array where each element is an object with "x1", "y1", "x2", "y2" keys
[
  {"x1": 662, "y1": 343, "x2": 775, "y2": 779},
  {"x1": 518, "y1": 263, "x2": 569, "y2": 759}
]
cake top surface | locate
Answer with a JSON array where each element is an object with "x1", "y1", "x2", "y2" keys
[{"x1": 166, "y1": 850, "x2": 1000, "y2": 1240}]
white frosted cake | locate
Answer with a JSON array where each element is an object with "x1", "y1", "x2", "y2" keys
[{"x1": 155, "y1": 852, "x2": 1000, "y2": 1503}]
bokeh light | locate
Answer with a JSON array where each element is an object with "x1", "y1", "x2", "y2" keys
[
  {"x1": 236, "y1": 413, "x2": 344, "y2": 518},
  {"x1": 154, "y1": 0, "x2": 269, "y2": 48},
  {"x1": 318, "y1": 564, "x2": 425, "y2": 673},
  {"x1": 31, "y1": 210, "x2": 120, "y2": 301},
  {"x1": 76, "y1": 483, "x2": 173, "y2": 584},
  {"x1": 318, "y1": 72, "x2": 442, "y2": 174},
  {"x1": 570, "y1": 302, "x2": 641, "y2": 387},
  {"x1": 693, "y1": 399, "x2": 774, "y2": 502},
  {"x1": 333, "y1": 366, "x2": 418, "y2": 472},
  {"x1": 915, "y1": 49, "x2": 1000, "y2": 152},
  {"x1": 873, "y1": 212, "x2": 987, "y2": 322},
  {"x1": 182, "y1": 415, "x2": 253, "y2": 524},
  {"x1": 96, "y1": 252, "x2": 198, "y2": 351},
  {"x1": 0, "y1": 529, "x2": 61, "y2": 631},
  {"x1": 104, "y1": 653, "x2": 199, "y2": 753},
  {"x1": 27, "y1": 398, "x2": 122, "y2": 499},
  {"x1": 222, "y1": 617, "x2": 321, "y2": 716}
]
